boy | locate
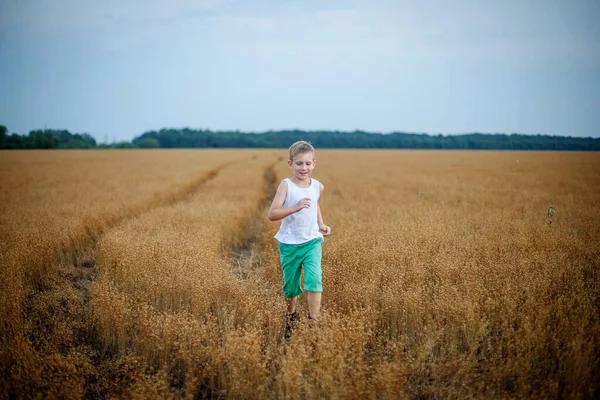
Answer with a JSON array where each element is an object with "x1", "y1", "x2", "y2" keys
[{"x1": 267, "y1": 141, "x2": 331, "y2": 338}]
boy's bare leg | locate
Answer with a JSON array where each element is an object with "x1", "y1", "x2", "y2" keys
[
  {"x1": 286, "y1": 296, "x2": 298, "y2": 313},
  {"x1": 306, "y1": 291, "x2": 322, "y2": 320}
]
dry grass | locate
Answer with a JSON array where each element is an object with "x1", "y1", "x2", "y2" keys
[{"x1": 1, "y1": 149, "x2": 598, "y2": 399}]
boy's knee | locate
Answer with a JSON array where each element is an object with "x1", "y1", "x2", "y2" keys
[
  {"x1": 303, "y1": 274, "x2": 323, "y2": 292},
  {"x1": 282, "y1": 280, "x2": 303, "y2": 298},
  {"x1": 284, "y1": 288, "x2": 303, "y2": 298}
]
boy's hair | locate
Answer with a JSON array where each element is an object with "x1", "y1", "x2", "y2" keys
[{"x1": 289, "y1": 141, "x2": 315, "y2": 161}]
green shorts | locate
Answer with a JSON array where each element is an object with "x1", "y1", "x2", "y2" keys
[{"x1": 278, "y1": 238, "x2": 323, "y2": 298}]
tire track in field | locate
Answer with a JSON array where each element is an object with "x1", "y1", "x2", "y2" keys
[
  {"x1": 229, "y1": 162, "x2": 278, "y2": 280},
  {"x1": 78, "y1": 162, "x2": 233, "y2": 243},
  {"x1": 25, "y1": 162, "x2": 232, "y2": 399}
]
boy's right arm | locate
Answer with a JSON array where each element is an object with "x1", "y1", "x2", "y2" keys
[{"x1": 267, "y1": 180, "x2": 311, "y2": 221}]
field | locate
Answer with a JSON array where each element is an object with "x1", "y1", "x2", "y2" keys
[{"x1": 1, "y1": 149, "x2": 599, "y2": 399}]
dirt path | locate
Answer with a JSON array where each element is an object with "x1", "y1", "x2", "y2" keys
[{"x1": 229, "y1": 163, "x2": 278, "y2": 280}]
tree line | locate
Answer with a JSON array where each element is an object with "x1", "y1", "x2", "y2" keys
[{"x1": 2, "y1": 125, "x2": 599, "y2": 150}]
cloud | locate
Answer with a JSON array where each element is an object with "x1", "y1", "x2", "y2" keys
[
  {"x1": 2, "y1": 0, "x2": 598, "y2": 62},
  {"x1": 200, "y1": 1, "x2": 598, "y2": 66},
  {"x1": 0, "y1": 0, "x2": 223, "y2": 30},
  {"x1": 0, "y1": 0, "x2": 227, "y2": 51}
]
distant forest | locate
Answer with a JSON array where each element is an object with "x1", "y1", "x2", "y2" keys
[{"x1": 1, "y1": 125, "x2": 599, "y2": 151}]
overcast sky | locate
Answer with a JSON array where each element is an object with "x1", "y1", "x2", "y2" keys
[{"x1": 1, "y1": 0, "x2": 599, "y2": 141}]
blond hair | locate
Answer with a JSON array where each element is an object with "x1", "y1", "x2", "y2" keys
[{"x1": 289, "y1": 141, "x2": 315, "y2": 161}]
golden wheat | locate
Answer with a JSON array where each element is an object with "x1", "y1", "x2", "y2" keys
[{"x1": 1, "y1": 149, "x2": 598, "y2": 399}]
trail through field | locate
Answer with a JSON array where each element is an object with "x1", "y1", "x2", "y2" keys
[
  {"x1": 230, "y1": 163, "x2": 278, "y2": 280},
  {"x1": 25, "y1": 162, "x2": 232, "y2": 398}
]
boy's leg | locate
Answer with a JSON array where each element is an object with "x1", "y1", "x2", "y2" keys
[
  {"x1": 302, "y1": 239, "x2": 323, "y2": 320},
  {"x1": 279, "y1": 242, "x2": 303, "y2": 320},
  {"x1": 279, "y1": 243, "x2": 304, "y2": 299},
  {"x1": 280, "y1": 242, "x2": 304, "y2": 340},
  {"x1": 306, "y1": 291, "x2": 322, "y2": 320},
  {"x1": 286, "y1": 295, "x2": 298, "y2": 313},
  {"x1": 285, "y1": 298, "x2": 300, "y2": 340}
]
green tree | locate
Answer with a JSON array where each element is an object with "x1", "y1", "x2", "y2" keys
[
  {"x1": 112, "y1": 141, "x2": 134, "y2": 149},
  {"x1": 0, "y1": 125, "x2": 7, "y2": 149},
  {"x1": 65, "y1": 139, "x2": 91, "y2": 148},
  {"x1": 28, "y1": 130, "x2": 59, "y2": 149},
  {"x1": 135, "y1": 138, "x2": 160, "y2": 148}
]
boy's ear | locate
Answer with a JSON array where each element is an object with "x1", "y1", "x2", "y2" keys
[{"x1": 288, "y1": 159, "x2": 292, "y2": 167}]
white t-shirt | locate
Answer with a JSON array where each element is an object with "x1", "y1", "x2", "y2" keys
[{"x1": 274, "y1": 178, "x2": 324, "y2": 244}]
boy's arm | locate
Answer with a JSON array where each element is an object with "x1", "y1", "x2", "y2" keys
[
  {"x1": 317, "y1": 183, "x2": 331, "y2": 236},
  {"x1": 268, "y1": 180, "x2": 310, "y2": 221},
  {"x1": 317, "y1": 203, "x2": 325, "y2": 226}
]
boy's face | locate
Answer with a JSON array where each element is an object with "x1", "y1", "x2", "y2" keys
[{"x1": 288, "y1": 151, "x2": 315, "y2": 181}]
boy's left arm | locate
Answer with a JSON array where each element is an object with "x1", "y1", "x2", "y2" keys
[{"x1": 318, "y1": 183, "x2": 331, "y2": 236}]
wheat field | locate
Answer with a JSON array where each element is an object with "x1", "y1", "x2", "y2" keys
[{"x1": 1, "y1": 149, "x2": 598, "y2": 399}]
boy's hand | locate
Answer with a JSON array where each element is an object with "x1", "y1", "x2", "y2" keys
[
  {"x1": 319, "y1": 223, "x2": 331, "y2": 236},
  {"x1": 295, "y1": 197, "x2": 311, "y2": 212}
]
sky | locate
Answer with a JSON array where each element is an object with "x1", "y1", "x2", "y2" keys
[{"x1": 0, "y1": 0, "x2": 599, "y2": 142}]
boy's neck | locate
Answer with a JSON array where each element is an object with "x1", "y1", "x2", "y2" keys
[{"x1": 290, "y1": 176, "x2": 311, "y2": 188}]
